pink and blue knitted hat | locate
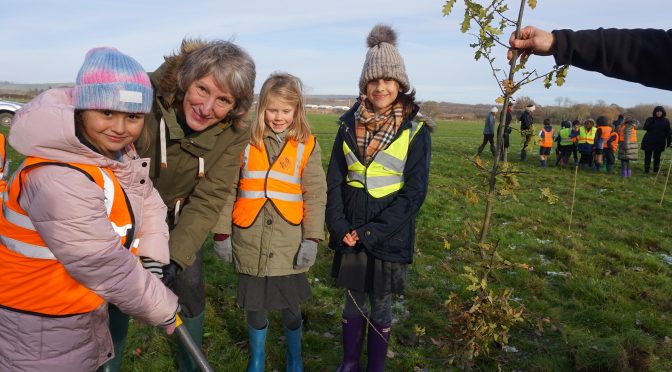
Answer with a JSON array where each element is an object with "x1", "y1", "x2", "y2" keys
[{"x1": 73, "y1": 47, "x2": 153, "y2": 114}]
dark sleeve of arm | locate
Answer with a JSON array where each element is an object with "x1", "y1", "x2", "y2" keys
[
  {"x1": 643, "y1": 118, "x2": 652, "y2": 130},
  {"x1": 553, "y1": 28, "x2": 672, "y2": 90},
  {"x1": 169, "y1": 127, "x2": 248, "y2": 269},
  {"x1": 325, "y1": 130, "x2": 352, "y2": 245},
  {"x1": 357, "y1": 128, "x2": 431, "y2": 249}
]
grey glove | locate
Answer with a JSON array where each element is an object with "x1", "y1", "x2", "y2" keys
[
  {"x1": 213, "y1": 237, "x2": 233, "y2": 262},
  {"x1": 294, "y1": 239, "x2": 318, "y2": 270}
]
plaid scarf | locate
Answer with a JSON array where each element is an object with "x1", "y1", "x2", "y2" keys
[{"x1": 355, "y1": 98, "x2": 404, "y2": 163}]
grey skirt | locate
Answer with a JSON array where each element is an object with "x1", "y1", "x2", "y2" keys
[
  {"x1": 236, "y1": 273, "x2": 311, "y2": 311},
  {"x1": 331, "y1": 250, "x2": 408, "y2": 295}
]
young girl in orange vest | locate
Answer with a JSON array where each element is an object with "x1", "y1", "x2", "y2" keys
[
  {"x1": 211, "y1": 73, "x2": 327, "y2": 371},
  {"x1": 326, "y1": 25, "x2": 432, "y2": 372},
  {"x1": 593, "y1": 116, "x2": 613, "y2": 172},
  {"x1": 538, "y1": 118, "x2": 554, "y2": 167},
  {"x1": 0, "y1": 48, "x2": 178, "y2": 371}
]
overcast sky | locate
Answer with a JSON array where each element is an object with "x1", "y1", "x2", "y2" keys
[{"x1": 2, "y1": 0, "x2": 672, "y2": 108}]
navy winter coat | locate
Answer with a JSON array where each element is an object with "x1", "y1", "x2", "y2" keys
[
  {"x1": 325, "y1": 103, "x2": 431, "y2": 264},
  {"x1": 641, "y1": 116, "x2": 672, "y2": 152}
]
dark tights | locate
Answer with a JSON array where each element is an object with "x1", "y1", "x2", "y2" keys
[
  {"x1": 343, "y1": 290, "x2": 392, "y2": 325},
  {"x1": 644, "y1": 150, "x2": 662, "y2": 172}
]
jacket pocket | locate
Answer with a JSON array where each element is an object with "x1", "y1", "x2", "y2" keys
[{"x1": 0, "y1": 309, "x2": 42, "y2": 361}]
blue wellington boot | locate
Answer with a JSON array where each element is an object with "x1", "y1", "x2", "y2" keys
[
  {"x1": 285, "y1": 325, "x2": 304, "y2": 372},
  {"x1": 247, "y1": 321, "x2": 268, "y2": 372}
]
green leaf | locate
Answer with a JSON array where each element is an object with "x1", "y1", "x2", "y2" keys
[
  {"x1": 461, "y1": 9, "x2": 471, "y2": 33},
  {"x1": 527, "y1": 0, "x2": 538, "y2": 9},
  {"x1": 442, "y1": 0, "x2": 457, "y2": 16}
]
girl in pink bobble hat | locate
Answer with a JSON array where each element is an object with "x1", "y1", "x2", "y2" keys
[{"x1": 0, "y1": 47, "x2": 178, "y2": 371}]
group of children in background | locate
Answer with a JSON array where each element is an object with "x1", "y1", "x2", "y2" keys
[
  {"x1": 480, "y1": 105, "x2": 644, "y2": 178},
  {"x1": 537, "y1": 115, "x2": 641, "y2": 177}
]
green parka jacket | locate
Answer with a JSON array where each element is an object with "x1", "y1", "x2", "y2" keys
[
  {"x1": 138, "y1": 63, "x2": 250, "y2": 269},
  {"x1": 212, "y1": 129, "x2": 327, "y2": 276}
]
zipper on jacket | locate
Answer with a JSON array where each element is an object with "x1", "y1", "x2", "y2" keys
[{"x1": 261, "y1": 137, "x2": 289, "y2": 277}]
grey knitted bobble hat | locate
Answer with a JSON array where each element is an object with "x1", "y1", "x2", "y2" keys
[{"x1": 358, "y1": 24, "x2": 409, "y2": 94}]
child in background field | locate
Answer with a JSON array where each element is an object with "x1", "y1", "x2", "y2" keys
[
  {"x1": 571, "y1": 119, "x2": 581, "y2": 166},
  {"x1": 0, "y1": 47, "x2": 178, "y2": 371},
  {"x1": 556, "y1": 120, "x2": 574, "y2": 167},
  {"x1": 538, "y1": 118, "x2": 554, "y2": 167},
  {"x1": 477, "y1": 107, "x2": 497, "y2": 157},
  {"x1": 605, "y1": 125, "x2": 619, "y2": 173},
  {"x1": 519, "y1": 104, "x2": 535, "y2": 161},
  {"x1": 593, "y1": 116, "x2": 613, "y2": 172},
  {"x1": 618, "y1": 117, "x2": 639, "y2": 177},
  {"x1": 501, "y1": 102, "x2": 514, "y2": 161},
  {"x1": 574, "y1": 118, "x2": 597, "y2": 169},
  {"x1": 212, "y1": 73, "x2": 327, "y2": 371},
  {"x1": 326, "y1": 24, "x2": 432, "y2": 372}
]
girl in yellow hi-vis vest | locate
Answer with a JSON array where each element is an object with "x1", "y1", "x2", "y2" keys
[
  {"x1": 326, "y1": 25, "x2": 433, "y2": 372},
  {"x1": 211, "y1": 73, "x2": 327, "y2": 371},
  {"x1": 0, "y1": 47, "x2": 178, "y2": 371}
]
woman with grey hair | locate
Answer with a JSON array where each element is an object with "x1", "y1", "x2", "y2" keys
[{"x1": 101, "y1": 38, "x2": 256, "y2": 372}]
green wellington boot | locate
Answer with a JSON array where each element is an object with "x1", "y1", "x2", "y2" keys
[
  {"x1": 177, "y1": 312, "x2": 205, "y2": 372},
  {"x1": 98, "y1": 305, "x2": 130, "y2": 372}
]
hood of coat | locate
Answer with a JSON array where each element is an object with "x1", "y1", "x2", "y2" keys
[
  {"x1": 9, "y1": 88, "x2": 121, "y2": 168},
  {"x1": 653, "y1": 105, "x2": 667, "y2": 117}
]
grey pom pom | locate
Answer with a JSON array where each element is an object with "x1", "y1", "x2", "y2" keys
[{"x1": 366, "y1": 24, "x2": 397, "y2": 48}]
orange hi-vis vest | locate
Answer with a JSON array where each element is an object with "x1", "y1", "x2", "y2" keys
[
  {"x1": 232, "y1": 136, "x2": 316, "y2": 228},
  {"x1": 0, "y1": 157, "x2": 136, "y2": 317},
  {"x1": 540, "y1": 127, "x2": 554, "y2": 147},
  {"x1": 609, "y1": 132, "x2": 619, "y2": 152},
  {"x1": 618, "y1": 125, "x2": 638, "y2": 144},
  {"x1": 598, "y1": 126, "x2": 613, "y2": 149},
  {"x1": 0, "y1": 133, "x2": 7, "y2": 190}
]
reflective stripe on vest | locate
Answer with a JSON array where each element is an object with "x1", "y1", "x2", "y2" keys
[
  {"x1": 232, "y1": 136, "x2": 316, "y2": 227},
  {"x1": 598, "y1": 126, "x2": 612, "y2": 149},
  {"x1": 0, "y1": 157, "x2": 135, "y2": 316},
  {"x1": 343, "y1": 121, "x2": 424, "y2": 198},
  {"x1": 0, "y1": 133, "x2": 5, "y2": 176},
  {"x1": 559, "y1": 128, "x2": 573, "y2": 146},
  {"x1": 540, "y1": 127, "x2": 554, "y2": 147},
  {"x1": 578, "y1": 127, "x2": 596, "y2": 144},
  {"x1": 618, "y1": 126, "x2": 638, "y2": 143}
]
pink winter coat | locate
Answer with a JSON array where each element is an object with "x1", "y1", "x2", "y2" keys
[{"x1": 0, "y1": 88, "x2": 179, "y2": 371}]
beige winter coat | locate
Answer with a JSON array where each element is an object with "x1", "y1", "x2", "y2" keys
[{"x1": 213, "y1": 129, "x2": 327, "y2": 276}]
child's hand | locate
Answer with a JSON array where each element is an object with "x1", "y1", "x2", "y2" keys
[
  {"x1": 294, "y1": 239, "x2": 318, "y2": 269},
  {"x1": 350, "y1": 230, "x2": 359, "y2": 241},
  {"x1": 213, "y1": 233, "x2": 232, "y2": 262},
  {"x1": 342, "y1": 232, "x2": 357, "y2": 247}
]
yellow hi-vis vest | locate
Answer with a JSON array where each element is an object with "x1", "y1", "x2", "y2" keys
[
  {"x1": 0, "y1": 157, "x2": 136, "y2": 316},
  {"x1": 232, "y1": 136, "x2": 316, "y2": 227},
  {"x1": 578, "y1": 127, "x2": 596, "y2": 144},
  {"x1": 559, "y1": 128, "x2": 574, "y2": 146},
  {"x1": 343, "y1": 121, "x2": 424, "y2": 198}
]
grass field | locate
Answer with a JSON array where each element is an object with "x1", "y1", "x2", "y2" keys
[{"x1": 3, "y1": 112, "x2": 672, "y2": 371}]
